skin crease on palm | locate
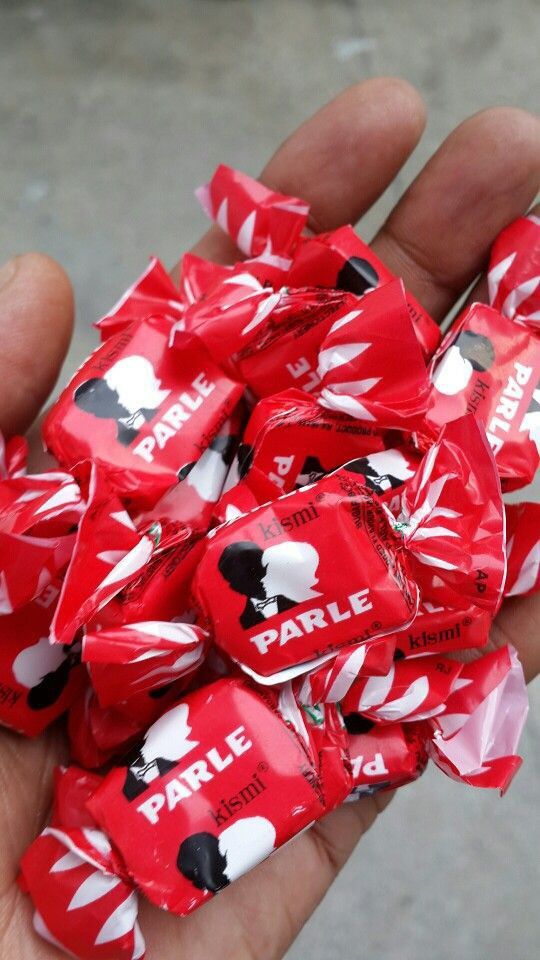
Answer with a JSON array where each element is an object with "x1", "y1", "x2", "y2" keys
[{"x1": 0, "y1": 78, "x2": 538, "y2": 960}]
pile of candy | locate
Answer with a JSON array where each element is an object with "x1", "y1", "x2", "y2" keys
[{"x1": 1, "y1": 167, "x2": 538, "y2": 959}]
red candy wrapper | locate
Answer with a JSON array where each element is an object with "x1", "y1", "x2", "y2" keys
[
  {"x1": 488, "y1": 214, "x2": 540, "y2": 324},
  {"x1": 96, "y1": 256, "x2": 185, "y2": 342},
  {"x1": 0, "y1": 466, "x2": 80, "y2": 615},
  {"x1": 20, "y1": 766, "x2": 145, "y2": 960},
  {"x1": 346, "y1": 722, "x2": 427, "y2": 798},
  {"x1": 394, "y1": 415, "x2": 505, "y2": 612},
  {"x1": 195, "y1": 466, "x2": 418, "y2": 683},
  {"x1": 504, "y1": 502, "x2": 540, "y2": 597},
  {"x1": 196, "y1": 415, "x2": 504, "y2": 683},
  {"x1": 44, "y1": 318, "x2": 244, "y2": 509},
  {"x1": 288, "y1": 225, "x2": 441, "y2": 358},
  {"x1": 392, "y1": 599, "x2": 492, "y2": 657},
  {"x1": 341, "y1": 654, "x2": 463, "y2": 724},
  {"x1": 83, "y1": 620, "x2": 208, "y2": 707},
  {"x1": 426, "y1": 301, "x2": 540, "y2": 489},
  {"x1": 22, "y1": 680, "x2": 349, "y2": 956},
  {"x1": 196, "y1": 164, "x2": 309, "y2": 261},
  {"x1": 315, "y1": 279, "x2": 430, "y2": 431},
  {"x1": 425, "y1": 645, "x2": 528, "y2": 792},
  {"x1": 0, "y1": 578, "x2": 85, "y2": 736},
  {"x1": 50, "y1": 464, "x2": 157, "y2": 645}
]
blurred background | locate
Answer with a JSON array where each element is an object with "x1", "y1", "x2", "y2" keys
[{"x1": 1, "y1": 1, "x2": 539, "y2": 958}]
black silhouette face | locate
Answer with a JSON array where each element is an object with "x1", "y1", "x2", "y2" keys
[
  {"x1": 345, "y1": 457, "x2": 377, "y2": 479},
  {"x1": 336, "y1": 257, "x2": 379, "y2": 296},
  {"x1": 218, "y1": 541, "x2": 267, "y2": 600},
  {"x1": 177, "y1": 832, "x2": 229, "y2": 893},
  {"x1": 343, "y1": 713, "x2": 376, "y2": 735},
  {"x1": 455, "y1": 330, "x2": 495, "y2": 373},
  {"x1": 74, "y1": 378, "x2": 126, "y2": 422}
]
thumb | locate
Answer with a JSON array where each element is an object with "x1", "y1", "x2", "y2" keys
[{"x1": 0, "y1": 253, "x2": 73, "y2": 437}]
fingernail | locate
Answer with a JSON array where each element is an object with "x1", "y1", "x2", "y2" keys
[{"x1": 0, "y1": 258, "x2": 17, "y2": 291}]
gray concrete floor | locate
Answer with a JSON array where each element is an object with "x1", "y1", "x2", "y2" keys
[{"x1": 0, "y1": 1, "x2": 538, "y2": 958}]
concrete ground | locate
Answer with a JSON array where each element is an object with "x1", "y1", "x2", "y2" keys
[{"x1": 0, "y1": 1, "x2": 538, "y2": 958}]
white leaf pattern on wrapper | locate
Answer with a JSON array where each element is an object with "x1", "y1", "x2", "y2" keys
[
  {"x1": 216, "y1": 197, "x2": 229, "y2": 233},
  {"x1": 0, "y1": 571, "x2": 13, "y2": 614},
  {"x1": 110, "y1": 509, "x2": 137, "y2": 530},
  {"x1": 357, "y1": 665, "x2": 395, "y2": 710},
  {"x1": 501, "y1": 274, "x2": 540, "y2": 319},
  {"x1": 68, "y1": 871, "x2": 121, "y2": 911},
  {"x1": 325, "y1": 645, "x2": 367, "y2": 703},
  {"x1": 94, "y1": 892, "x2": 139, "y2": 946},
  {"x1": 487, "y1": 251, "x2": 516, "y2": 303},
  {"x1": 371, "y1": 675, "x2": 429, "y2": 721},
  {"x1": 97, "y1": 550, "x2": 131, "y2": 566},
  {"x1": 50, "y1": 851, "x2": 82, "y2": 873},
  {"x1": 236, "y1": 210, "x2": 257, "y2": 256},
  {"x1": 317, "y1": 341, "x2": 370, "y2": 376},
  {"x1": 99, "y1": 537, "x2": 153, "y2": 590}
]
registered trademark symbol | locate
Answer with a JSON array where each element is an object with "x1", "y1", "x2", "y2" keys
[
  {"x1": 258, "y1": 761, "x2": 269, "y2": 773},
  {"x1": 463, "y1": 617, "x2": 472, "y2": 626},
  {"x1": 315, "y1": 492, "x2": 325, "y2": 503},
  {"x1": 372, "y1": 620, "x2": 382, "y2": 630}
]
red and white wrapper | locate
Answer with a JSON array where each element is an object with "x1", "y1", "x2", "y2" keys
[
  {"x1": 394, "y1": 415, "x2": 506, "y2": 612},
  {"x1": 504, "y1": 502, "x2": 540, "y2": 597},
  {"x1": 20, "y1": 767, "x2": 145, "y2": 960},
  {"x1": 341, "y1": 654, "x2": 463, "y2": 724},
  {"x1": 316, "y1": 279, "x2": 430, "y2": 432},
  {"x1": 426, "y1": 301, "x2": 540, "y2": 489},
  {"x1": 96, "y1": 256, "x2": 184, "y2": 341},
  {"x1": 216, "y1": 388, "x2": 387, "y2": 513},
  {"x1": 296, "y1": 635, "x2": 396, "y2": 706},
  {"x1": 392, "y1": 599, "x2": 492, "y2": 657},
  {"x1": 196, "y1": 164, "x2": 309, "y2": 261},
  {"x1": 195, "y1": 466, "x2": 418, "y2": 683},
  {"x1": 50, "y1": 464, "x2": 157, "y2": 646},
  {"x1": 0, "y1": 466, "x2": 80, "y2": 614},
  {"x1": 346, "y1": 722, "x2": 427, "y2": 798},
  {"x1": 43, "y1": 317, "x2": 244, "y2": 509},
  {"x1": 86, "y1": 679, "x2": 349, "y2": 914},
  {"x1": 83, "y1": 620, "x2": 208, "y2": 707},
  {"x1": 196, "y1": 415, "x2": 504, "y2": 683},
  {"x1": 488, "y1": 214, "x2": 540, "y2": 325},
  {"x1": 0, "y1": 578, "x2": 85, "y2": 736},
  {"x1": 426, "y1": 645, "x2": 528, "y2": 792},
  {"x1": 136, "y1": 405, "x2": 244, "y2": 538},
  {"x1": 0, "y1": 431, "x2": 28, "y2": 479},
  {"x1": 90, "y1": 537, "x2": 205, "y2": 632},
  {"x1": 288, "y1": 224, "x2": 441, "y2": 358}
]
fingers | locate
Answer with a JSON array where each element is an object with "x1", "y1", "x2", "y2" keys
[
  {"x1": 186, "y1": 77, "x2": 426, "y2": 266},
  {"x1": 0, "y1": 254, "x2": 74, "y2": 437},
  {"x1": 372, "y1": 107, "x2": 540, "y2": 322},
  {"x1": 491, "y1": 593, "x2": 540, "y2": 684}
]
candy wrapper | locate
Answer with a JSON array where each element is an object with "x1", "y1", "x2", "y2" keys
[
  {"x1": 488, "y1": 214, "x2": 539, "y2": 324},
  {"x1": 0, "y1": 578, "x2": 85, "y2": 736},
  {"x1": 0, "y1": 167, "x2": 534, "y2": 960},
  {"x1": 426, "y1": 300, "x2": 539, "y2": 489},
  {"x1": 43, "y1": 319, "x2": 244, "y2": 509},
  {"x1": 21, "y1": 678, "x2": 351, "y2": 956},
  {"x1": 345, "y1": 721, "x2": 427, "y2": 798},
  {"x1": 195, "y1": 415, "x2": 504, "y2": 683}
]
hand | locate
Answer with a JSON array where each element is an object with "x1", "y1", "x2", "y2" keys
[{"x1": 0, "y1": 78, "x2": 538, "y2": 960}]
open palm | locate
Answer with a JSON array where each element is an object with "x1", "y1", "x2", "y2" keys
[{"x1": 0, "y1": 78, "x2": 538, "y2": 960}]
